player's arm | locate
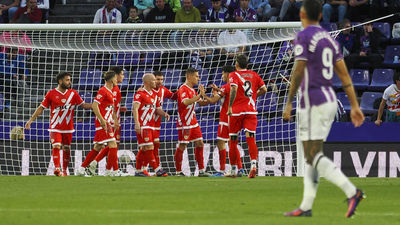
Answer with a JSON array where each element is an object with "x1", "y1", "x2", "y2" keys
[
  {"x1": 227, "y1": 85, "x2": 238, "y2": 116},
  {"x1": 182, "y1": 85, "x2": 205, "y2": 106},
  {"x1": 257, "y1": 85, "x2": 267, "y2": 97},
  {"x1": 155, "y1": 107, "x2": 170, "y2": 121},
  {"x1": 132, "y1": 102, "x2": 141, "y2": 134},
  {"x1": 375, "y1": 98, "x2": 387, "y2": 126},
  {"x1": 25, "y1": 105, "x2": 45, "y2": 130},
  {"x1": 112, "y1": 107, "x2": 119, "y2": 129},
  {"x1": 92, "y1": 101, "x2": 107, "y2": 130},
  {"x1": 283, "y1": 60, "x2": 306, "y2": 121},
  {"x1": 334, "y1": 59, "x2": 364, "y2": 127},
  {"x1": 80, "y1": 102, "x2": 92, "y2": 110}
]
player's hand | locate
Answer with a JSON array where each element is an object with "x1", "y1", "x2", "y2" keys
[
  {"x1": 134, "y1": 123, "x2": 141, "y2": 135},
  {"x1": 24, "y1": 121, "x2": 32, "y2": 130},
  {"x1": 120, "y1": 106, "x2": 127, "y2": 113},
  {"x1": 374, "y1": 119, "x2": 382, "y2": 126},
  {"x1": 100, "y1": 119, "x2": 107, "y2": 131},
  {"x1": 199, "y1": 84, "x2": 206, "y2": 97},
  {"x1": 164, "y1": 113, "x2": 170, "y2": 121},
  {"x1": 114, "y1": 120, "x2": 120, "y2": 130},
  {"x1": 283, "y1": 103, "x2": 292, "y2": 122},
  {"x1": 350, "y1": 107, "x2": 365, "y2": 127},
  {"x1": 210, "y1": 84, "x2": 221, "y2": 92},
  {"x1": 227, "y1": 107, "x2": 233, "y2": 116}
]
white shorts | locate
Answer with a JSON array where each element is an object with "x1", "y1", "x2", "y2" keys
[{"x1": 298, "y1": 101, "x2": 337, "y2": 141}]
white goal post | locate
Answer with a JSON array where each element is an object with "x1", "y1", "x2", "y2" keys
[{"x1": 0, "y1": 22, "x2": 304, "y2": 176}]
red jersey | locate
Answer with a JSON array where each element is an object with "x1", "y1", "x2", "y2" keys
[
  {"x1": 153, "y1": 86, "x2": 175, "y2": 128},
  {"x1": 229, "y1": 70, "x2": 265, "y2": 115},
  {"x1": 217, "y1": 83, "x2": 230, "y2": 123},
  {"x1": 41, "y1": 88, "x2": 84, "y2": 133},
  {"x1": 133, "y1": 89, "x2": 160, "y2": 129},
  {"x1": 112, "y1": 85, "x2": 121, "y2": 124},
  {"x1": 93, "y1": 86, "x2": 115, "y2": 130},
  {"x1": 177, "y1": 84, "x2": 199, "y2": 129}
]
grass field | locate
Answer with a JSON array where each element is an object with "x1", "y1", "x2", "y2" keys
[{"x1": 0, "y1": 176, "x2": 399, "y2": 225}]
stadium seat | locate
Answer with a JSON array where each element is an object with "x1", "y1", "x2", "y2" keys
[
  {"x1": 78, "y1": 69, "x2": 103, "y2": 90},
  {"x1": 143, "y1": 52, "x2": 161, "y2": 65},
  {"x1": 383, "y1": 45, "x2": 400, "y2": 68},
  {"x1": 360, "y1": 92, "x2": 383, "y2": 114},
  {"x1": 257, "y1": 92, "x2": 278, "y2": 113},
  {"x1": 373, "y1": 22, "x2": 391, "y2": 41},
  {"x1": 88, "y1": 52, "x2": 116, "y2": 66},
  {"x1": 198, "y1": 68, "x2": 209, "y2": 85},
  {"x1": 250, "y1": 45, "x2": 273, "y2": 66},
  {"x1": 331, "y1": 72, "x2": 342, "y2": 89},
  {"x1": 79, "y1": 92, "x2": 93, "y2": 103},
  {"x1": 370, "y1": 69, "x2": 394, "y2": 91},
  {"x1": 130, "y1": 69, "x2": 153, "y2": 87},
  {"x1": 350, "y1": 69, "x2": 369, "y2": 90},
  {"x1": 125, "y1": 92, "x2": 134, "y2": 113},
  {"x1": 0, "y1": 93, "x2": 3, "y2": 111},
  {"x1": 320, "y1": 22, "x2": 338, "y2": 31},
  {"x1": 162, "y1": 69, "x2": 182, "y2": 89},
  {"x1": 116, "y1": 52, "x2": 139, "y2": 66},
  {"x1": 119, "y1": 70, "x2": 131, "y2": 89},
  {"x1": 336, "y1": 92, "x2": 351, "y2": 112},
  {"x1": 163, "y1": 98, "x2": 177, "y2": 114}
]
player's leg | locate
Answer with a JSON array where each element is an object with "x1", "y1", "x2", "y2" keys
[
  {"x1": 50, "y1": 132, "x2": 61, "y2": 176},
  {"x1": 140, "y1": 129, "x2": 167, "y2": 177},
  {"x1": 153, "y1": 129, "x2": 161, "y2": 166},
  {"x1": 244, "y1": 114, "x2": 258, "y2": 178},
  {"x1": 61, "y1": 133, "x2": 73, "y2": 177},
  {"x1": 227, "y1": 115, "x2": 242, "y2": 177},
  {"x1": 106, "y1": 140, "x2": 121, "y2": 175},
  {"x1": 191, "y1": 126, "x2": 209, "y2": 177},
  {"x1": 175, "y1": 128, "x2": 189, "y2": 176},
  {"x1": 212, "y1": 139, "x2": 227, "y2": 177}
]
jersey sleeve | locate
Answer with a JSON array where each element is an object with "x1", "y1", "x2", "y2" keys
[
  {"x1": 178, "y1": 89, "x2": 189, "y2": 102},
  {"x1": 382, "y1": 86, "x2": 390, "y2": 100},
  {"x1": 293, "y1": 32, "x2": 308, "y2": 61},
  {"x1": 334, "y1": 39, "x2": 344, "y2": 62},
  {"x1": 229, "y1": 72, "x2": 240, "y2": 87},
  {"x1": 218, "y1": 84, "x2": 229, "y2": 97},
  {"x1": 74, "y1": 90, "x2": 85, "y2": 106},
  {"x1": 40, "y1": 91, "x2": 51, "y2": 109},
  {"x1": 164, "y1": 87, "x2": 175, "y2": 99},
  {"x1": 133, "y1": 92, "x2": 142, "y2": 105},
  {"x1": 94, "y1": 89, "x2": 105, "y2": 105}
]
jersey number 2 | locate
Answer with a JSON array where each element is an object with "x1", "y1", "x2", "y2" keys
[{"x1": 243, "y1": 81, "x2": 253, "y2": 97}]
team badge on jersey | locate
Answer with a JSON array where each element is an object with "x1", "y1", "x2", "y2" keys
[
  {"x1": 113, "y1": 91, "x2": 117, "y2": 96},
  {"x1": 184, "y1": 129, "x2": 190, "y2": 139},
  {"x1": 294, "y1": 45, "x2": 303, "y2": 56},
  {"x1": 61, "y1": 99, "x2": 66, "y2": 103},
  {"x1": 135, "y1": 94, "x2": 140, "y2": 99}
]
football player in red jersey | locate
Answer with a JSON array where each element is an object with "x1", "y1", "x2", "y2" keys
[
  {"x1": 78, "y1": 71, "x2": 121, "y2": 176},
  {"x1": 206, "y1": 65, "x2": 245, "y2": 177},
  {"x1": 90, "y1": 66, "x2": 126, "y2": 175},
  {"x1": 175, "y1": 67, "x2": 212, "y2": 177},
  {"x1": 25, "y1": 72, "x2": 92, "y2": 176},
  {"x1": 133, "y1": 73, "x2": 169, "y2": 177},
  {"x1": 227, "y1": 55, "x2": 267, "y2": 178}
]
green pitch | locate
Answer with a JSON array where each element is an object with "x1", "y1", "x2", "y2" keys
[{"x1": 0, "y1": 176, "x2": 399, "y2": 225}]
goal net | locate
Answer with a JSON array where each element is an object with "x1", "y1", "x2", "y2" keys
[{"x1": 0, "y1": 23, "x2": 301, "y2": 176}]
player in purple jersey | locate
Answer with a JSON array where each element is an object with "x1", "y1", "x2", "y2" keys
[{"x1": 282, "y1": 0, "x2": 365, "y2": 218}]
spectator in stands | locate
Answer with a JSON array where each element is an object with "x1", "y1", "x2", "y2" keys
[
  {"x1": 346, "y1": 0, "x2": 368, "y2": 22},
  {"x1": 249, "y1": 0, "x2": 270, "y2": 21},
  {"x1": 196, "y1": 1, "x2": 209, "y2": 21},
  {"x1": 216, "y1": 29, "x2": 247, "y2": 66},
  {"x1": 0, "y1": 47, "x2": 29, "y2": 111},
  {"x1": 225, "y1": 0, "x2": 239, "y2": 15},
  {"x1": 278, "y1": 0, "x2": 302, "y2": 21},
  {"x1": 322, "y1": 0, "x2": 347, "y2": 23},
  {"x1": 115, "y1": 0, "x2": 128, "y2": 22},
  {"x1": 345, "y1": 20, "x2": 385, "y2": 70},
  {"x1": 206, "y1": 0, "x2": 230, "y2": 22},
  {"x1": 175, "y1": 0, "x2": 201, "y2": 22},
  {"x1": 12, "y1": 0, "x2": 42, "y2": 23},
  {"x1": 146, "y1": 0, "x2": 174, "y2": 22},
  {"x1": 166, "y1": 0, "x2": 181, "y2": 12},
  {"x1": 336, "y1": 18, "x2": 354, "y2": 57},
  {"x1": 0, "y1": 30, "x2": 32, "y2": 54},
  {"x1": 93, "y1": 0, "x2": 122, "y2": 23},
  {"x1": 0, "y1": 0, "x2": 20, "y2": 23},
  {"x1": 375, "y1": 71, "x2": 400, "y2": 125},
  {"x1": 20, "y1": 0, "x2": 49, "y2": 23},
  {"x1": 234, "y1": 0, "x2": 257, "y2": 22},
  {"x1": 134, "y1": 0, "x2": 154, "y2": 17},
  {"x1": 126, "y1": 5, "x2": 143, "y2": 22},
  {"x1": 263, "y1": 0, "x2": 284, "y2": 21}
]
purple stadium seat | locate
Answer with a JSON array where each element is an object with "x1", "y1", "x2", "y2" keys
[
  {"x1": 370, "y1": 69, "x2": 394, "y2": 91},
  {"x1": 162, "y1": 69, "x2": 182, "y2": 89},
  {"x1": 257, "y1": 92, "x2": 278, "y2": 113},
  {"x1": 336, "y1": 92, "x2": 351, "y2": 111},
  {"x1": 383, "y1": 45, "x2": 400, "y2": 68},
  {"x1": 373, "y1": 22, "x2": 391, "y2": 40},
  {"x1": 360, "y1": 92, "x2": 383, "y2": 114},
  {"x1": 250, "y1": 45, "x2": 273, "y2": 66},
  {"x1": 163, "y1": 98, "x2": 177, "y2": 113},
  {"x1": 116, "y1": 52, "x2": 140, "y2": 66},
  {"x1": 88, "y1": 52, "x2": 116, "y2": 66},
  {"x1": 198, "y1": 68, "x2": 209, "y2": 85},
  {"x1": 125, "y1": 92, "x2": 134, "y2": 112},
  {"x1": 78, "y1": 69, "x2": 103, "y2": 90},
  {"x1": 0, "y1": 93, "x2": 3, "y2": 111},
  {"x1": 143, "y1": 52, "x2": 161, "y2": 65},
  {"x1": 193, "y1": 0, "x2": 211, "y2": 9},
  {"x1": 130, "y1": 69, "x2": 153, "y2": 87},
  {"x1": 320, "y1": 22, "x2": 338, "y2": 31},
  {"x1": 331, "y1": 72, "x2": 342, "y2": 89},
  {"x1": 350, "y1": 69, "x2": 369, "y2": 90},
  {"x1": 79, "y1": 92, "x2": 93, "y2": 103}
]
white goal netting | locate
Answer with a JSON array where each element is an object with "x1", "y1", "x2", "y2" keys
[{"x1": 0, "y1": 23, "x2": 301, "y2": 176}]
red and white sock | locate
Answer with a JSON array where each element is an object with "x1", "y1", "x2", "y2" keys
[
  {"x1": 52, "y1": 147, "x2": 60, "y2": 168},
  {"x1": 81, "y1": 149, "x2": 99, "y2": 168},
  {"x1": 62, "y1": 150, "x2": 70, "y2": 172},
  {"x1": 107, "y1": 147, "x2": 119, "y2": 171},
  {"x1": 219, "y1": 149, "x2": 226, "y2": 172},
  {"x1": 175, "y1": 148, "x2": 183, "y2": 172},
  {"x1": 195, "y1": 147, "x2": 204, "y2": 170},
  {"x1": 247, "y1": 136, "x2": 258, "y2": 168}
]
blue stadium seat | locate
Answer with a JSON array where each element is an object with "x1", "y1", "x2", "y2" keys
[
  {"x1": 360, "y1": 92, "x2": 383, "y2": 114},
  {"x1": 125, "y1": 92, "x2": 134, "y2": 112},
  {"x1": 78, "y1": 69, "x2": 103, "y2": 90},
  {"x1": 130, "y1": 69, "x2": 153, "y2": 87},
  {"x1": 257, "y1": 92, "x2": 278, "y2": 113},
  {"x1": 350, "y1": 69, "x2": 369, "y2": 90},
  {"x1": 336, "y1": 92, "x2": 351, "y2": 112},
  {"x1": 162, "y1": 69, "x2": 182, "y2": 89},
  {"x1": 198, "y1": 68, "x2": 209, "y2": 85},
  {"x1": 116, "y1": 52, "x2": 140, "y2": 66},
  {"x1": 370, "y1": 69, "x2": 394, "y2": 91},
  {"x1": 331, "y1": 72, "x2": 342, "y2": 89},
  {"x1": 193, "y1": 0, "x2": 212, "y2": 8},
  {"x1": 88, "y1": 52, "x2": 116, "y2": 66},
  {"x1": 383, "y1": 45, "x2": 400, "y2": 68},
  {"x1": 143, "y1": 52, "x2": 161, "y2": 65},
  {"x1": 373, "y1": 22, "x2": 391, "y2": 41},
  {"x1": 249, "y1": 45, "x2": 273, "y2": 66},
  {"x1": 0, "y1": 93, "x2": 3, "y2": 111},
  {"x1": 120, "y1": 70, "x2": 131, "y2": 89},
  {"x1": 320, "y1": 22, "x2": 338, "y2": 31},
  {"x1": 163, "y1": 98, "x2": 177, "y2": 113},
  {"x1": 79, "y1": 92, "x2": 93, "y2": 103}
]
